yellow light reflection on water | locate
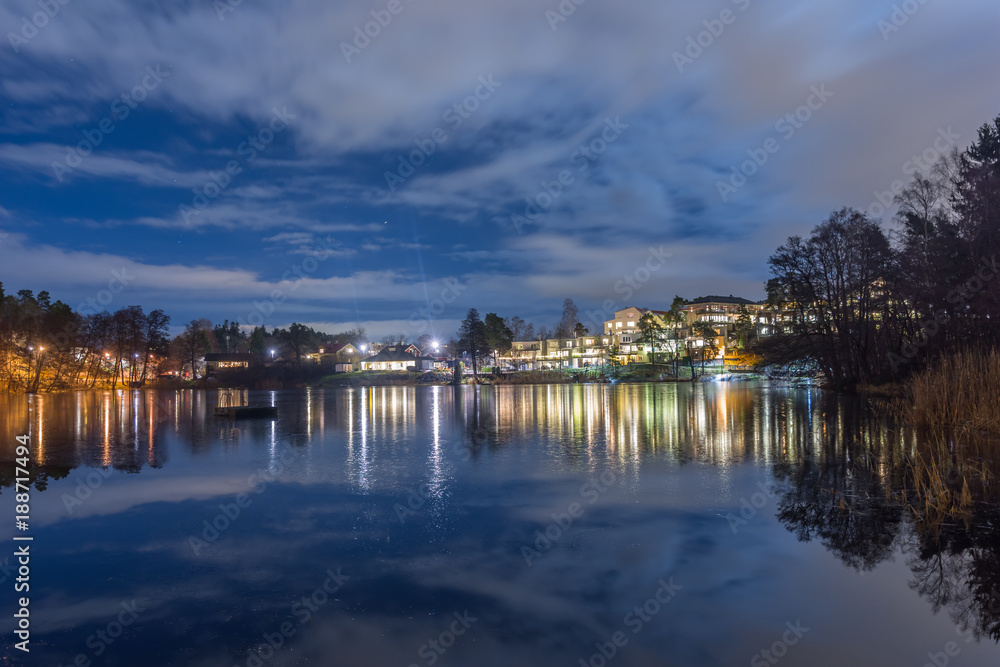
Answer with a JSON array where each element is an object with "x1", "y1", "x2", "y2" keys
[{"x1": 0, "y1": 382, "x2": 868, "y2": 487}]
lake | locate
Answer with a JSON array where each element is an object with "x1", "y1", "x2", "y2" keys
[{"x1": 2, "y1": 383, "x2": 998, "y2": 666}]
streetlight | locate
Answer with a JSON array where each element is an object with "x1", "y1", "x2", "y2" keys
[
  {"x1": 360, "y1": 344, "x2": 367, "y2": 353},
  {"x1": 270, "y1": 349, "x2": 275, "y2": 360}
]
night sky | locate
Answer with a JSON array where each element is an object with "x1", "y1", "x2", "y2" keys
[{"x1": 1, "y1": 0, "x2": 997, "y2": 339}]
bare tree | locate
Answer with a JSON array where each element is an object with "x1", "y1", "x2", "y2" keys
[
  {"x1": 554, "y1": 298, "x2": 578, "y2": 338},
  {"x1": 141, "y1": 309, "x2": 170, "y2": 383},
  {"x1": 179, "y1": 320, "x2": 210, "y2": 378},
  {"x1": 767, "y1": 208, "x2": 897, "y2": 387}
]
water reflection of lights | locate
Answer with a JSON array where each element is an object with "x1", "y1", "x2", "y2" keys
[
  {"x1": 306, "y1": 387, "x2": 312, "y2": 441},
  {"x1": 3, "y1": 383, "x2": 855, "y2": 486},
  {"x1": 33, "y1": 394, "x2": 45, "y2": 465},
  {"x1": 427, "y1": 386, "x2": 447, "y2": 494},
  {"x1": 268, "y1": 392, "x2": 278, "y2": 465},
  {"x1": 133, "y1": 391, "x2": 140, "y2": 451},
  {"x1": 102, "y1": 392, "x2": 111, "y2": 466},
  {"x1": 351, "y1": 388, "x2": 371, "y2": 491}
]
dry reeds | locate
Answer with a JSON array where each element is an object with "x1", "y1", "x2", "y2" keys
[
  {"x1": 897, "y1": 433, "x2": 998, "y2": 531},
  {"x1": 903, "y1": 349, "x2": 1000, "y2": 434}
]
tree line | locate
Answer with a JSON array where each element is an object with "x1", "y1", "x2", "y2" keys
[
  {"x1": 763, "y1": 113, "x2": 1000, "y2": 388},
  {"x1": 0, "y1": 289, "x2": 373, "y2": 392},
  {"x1": 0, "y1": 287, "x2": 170, "y2": 392}
]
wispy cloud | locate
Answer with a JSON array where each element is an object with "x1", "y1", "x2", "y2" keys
[{"x1": 1, "y1": 0, "x2": 997, "y2": 333}]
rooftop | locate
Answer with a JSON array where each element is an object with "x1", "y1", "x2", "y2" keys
[{"x1": 687, "y1": 295, "x2": 757, "y2": 306}]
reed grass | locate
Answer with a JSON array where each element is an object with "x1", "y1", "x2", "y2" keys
[
  {"x1": 895, "y1": 433, "x2": 999, "y2": 531},
  {"x1": 901, "y1": 348, "x2": 1000, "y2": 434}
]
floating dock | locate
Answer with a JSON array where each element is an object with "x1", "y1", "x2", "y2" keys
[{"x1": 214, "y1": 406, "x2": 278, "y2": 419}]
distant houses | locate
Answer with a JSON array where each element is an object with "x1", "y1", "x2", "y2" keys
[
  {"x1": 204, "y1": 294, "x2": 796, "y2": 376},
  {"x1": 306, "y1": 343, "x2": 361, "y2": 372},
  {"x1": 204, "y1": 353, "x2": 255, "y2": 371},
  {"x1": 359, "y1": 345, "x2": 438, "y2": 371}
]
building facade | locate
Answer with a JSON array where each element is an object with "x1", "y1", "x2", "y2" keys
[
  {"x1": 508, "y1": 334, "x2": 613, "y2": 369},
  {"x1": 501, "y1": 297, "x2": 803, "y2": 370},
  {"x1": 360, "y1": 345, "x2": 438, "y2": 371}
]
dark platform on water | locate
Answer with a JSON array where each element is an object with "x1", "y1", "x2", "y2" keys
[{"x1": 214, "y1": 406, "x2": 278, "y2": 419}]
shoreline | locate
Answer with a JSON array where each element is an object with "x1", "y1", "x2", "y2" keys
[{"x1": 1, "y1": 368, "x2": 828, "y2": 393}]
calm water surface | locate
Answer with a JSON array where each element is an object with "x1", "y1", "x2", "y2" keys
[{"x1": 1, "y1": 383, "x2": 998, "y2": 666}]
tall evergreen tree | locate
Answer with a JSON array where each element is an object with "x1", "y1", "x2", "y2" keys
[{"x1": 458, "y1": 309, "x2": 488, "y2": 380}]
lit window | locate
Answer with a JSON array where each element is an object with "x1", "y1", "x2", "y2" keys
[{"x1": 616, "y1": 322, "x2": 622, "y2": 328}]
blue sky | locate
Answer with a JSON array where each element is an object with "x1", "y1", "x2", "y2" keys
[{"x1": 1, "y1": 0, "x2": 998, "y2": 339}]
